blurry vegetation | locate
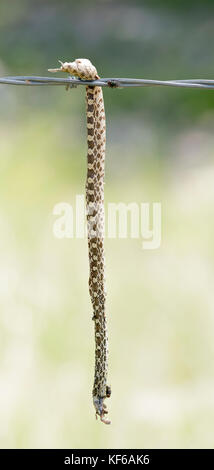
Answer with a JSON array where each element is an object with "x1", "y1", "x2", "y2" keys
[
  {"x1": 0, "y1": 0, "x2": 214, "y2": 126},
  {"x1": 0, "y1": 0, "x2": 214, "y2": 449}
]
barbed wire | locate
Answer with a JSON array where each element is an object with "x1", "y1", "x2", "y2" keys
[{"x1": 0, "y1": 75, "x2": 214, "y2": 89}]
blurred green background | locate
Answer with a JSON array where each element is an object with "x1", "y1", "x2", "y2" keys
[{"x1": 1, "y1": 0, "x2": 214, "y2": 449}]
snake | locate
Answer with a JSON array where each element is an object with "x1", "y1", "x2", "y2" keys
[{"x1": 48, "y1": 59, "x2": 111, "y2": 424}]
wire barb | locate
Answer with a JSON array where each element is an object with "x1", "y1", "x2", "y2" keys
[{"x1": 0, "y1": 75, "x2": 214, "y2": 89}]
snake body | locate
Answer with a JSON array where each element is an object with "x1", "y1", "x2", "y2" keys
[{"x1": 49, "y1": 59, "x2": 111, "y2": 424}]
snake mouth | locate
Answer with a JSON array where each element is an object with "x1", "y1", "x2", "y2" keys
[{"x1": 48, "y1": 60, "x2": 76, "y2": 75}]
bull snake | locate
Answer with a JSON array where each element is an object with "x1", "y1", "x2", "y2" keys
[{"x1": 49, "y1": 59, "x2": 111, "y2": 424}]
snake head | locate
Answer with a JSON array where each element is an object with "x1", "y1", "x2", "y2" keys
[
  {"x1": 93, "y1": 395, "x2": 111, "y2": 425},
  {"x1": 48, "y1": 58, "x2": 99, "y2": 80}
]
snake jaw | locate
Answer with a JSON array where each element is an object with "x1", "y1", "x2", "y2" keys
[{"x1": 47, "y1": 61, "x2": 64, "y2": 73}]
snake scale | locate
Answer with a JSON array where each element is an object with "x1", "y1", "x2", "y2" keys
[{"x1": 49, "y1": 59, "x2": 111, "y2": 424}]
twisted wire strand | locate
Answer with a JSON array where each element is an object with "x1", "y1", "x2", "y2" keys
[{"x1": 0, "y1": 75, "x2": 214, "y2": 89}]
